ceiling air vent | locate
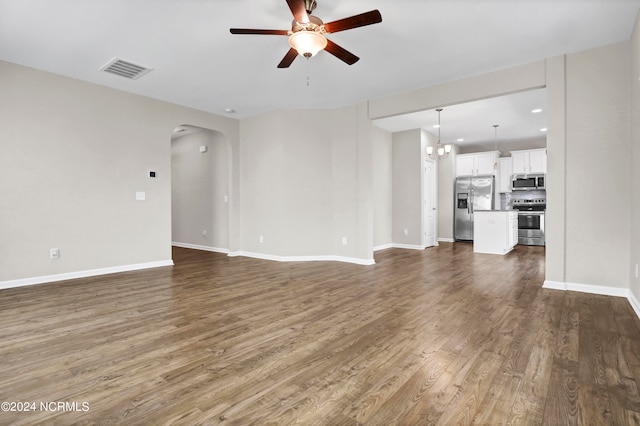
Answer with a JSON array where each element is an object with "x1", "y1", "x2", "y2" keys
[{"x1": 99, "y1": 57, "x2": 153, "y2": 80}]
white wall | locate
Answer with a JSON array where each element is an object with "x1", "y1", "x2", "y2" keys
[
  {"x1": 564, "y1": 42, "x2": 631, "y2": 288},
  {"x1": 0, "y1": 60, "x2": 239, "y2": 283},
  {"x1": 171, "y1": 128, "x2": 229, "y2": 251}
]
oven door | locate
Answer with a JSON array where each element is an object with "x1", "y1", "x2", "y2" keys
[
  {"x1": 517, "y1": 211, "x2": 545, "y2": 246},
  {"x1": 518, "y1": 212, "x2": 542, "y2": 230}
]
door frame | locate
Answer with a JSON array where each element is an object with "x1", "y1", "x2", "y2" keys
[{"x1": 423, "y1": 158, "x2": 438, "y2": 248}]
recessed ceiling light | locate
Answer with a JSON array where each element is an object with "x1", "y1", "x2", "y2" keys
[
  {"x1": 224, "y1": 108, "x2": 236, "y2": 114},
  {"x1": 531, "y1": 108, "x2": 543, "y2": 114},
  {"x1": 540, "y1": 128, "x2": 548, "y2": 132},
  {"x1": 457, "y1": 138, "x2": 464, "y2": 142}
]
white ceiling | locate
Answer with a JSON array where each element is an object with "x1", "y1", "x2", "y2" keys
[{"x1": 1, "y1": 0, "x2": 638, "y2": 146}]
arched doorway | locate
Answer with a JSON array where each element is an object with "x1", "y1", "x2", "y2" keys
[{"x1": 171, "y1": 125, "x2": 230, "y2": 254}]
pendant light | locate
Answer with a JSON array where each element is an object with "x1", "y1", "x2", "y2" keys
[
  {"x1": 493, "y1": 124, "x2": 499, "y2": 169},
  {"x1": 427, "y1": 108, "x2": 452, "y2": 158}
]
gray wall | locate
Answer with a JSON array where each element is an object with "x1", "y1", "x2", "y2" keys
[
  {"x1": 0, "y1": 60, "x2": 239, "y2": 283},
  {"x1": 564, "y1": 42, "x2": 631, "y2": 287},
  {"x1": 237, "y1": 104, "x2": 375, "y2": 262},
  {"x1": 391, "y1": 129, "x2": 425, "y2": 246},
  {"x1": 2, "y1": 30, "x2": 639, "y2": 293},
  {"x1": 437, "y1": 144, "x2": 458, "y2": 241},
  {"x1": 630, "y1": 11, "x2": 640, "y2": 300},
  {"x1": 370, "y1": 45, "x2": 634, "y2": 290},
  {"x1": 171, "y1": 128, "x2": 229, "y2": 251},
  {"x1": 372, "y1": 126, "x2": 393, "y2": 248}
]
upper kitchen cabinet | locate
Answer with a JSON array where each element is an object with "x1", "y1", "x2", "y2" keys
[
  {"x1": 498, "y1": 157, "x2": 512, "y2": 193},
  {"x1": 456, "y1": 151, "x2": 499, "y2": 176},
  {"x1": 511, "y1": 149, "x2": 547, "y2": 174}
]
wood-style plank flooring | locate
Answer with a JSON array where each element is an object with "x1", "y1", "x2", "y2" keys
[{"x1": 1, "y1": 243, "x2": 640, "y2": 425}]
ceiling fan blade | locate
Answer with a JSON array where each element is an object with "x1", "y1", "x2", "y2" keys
[
  {"x1": 230, "y1": 28, "x2": 289, "y2": 35},
  {"x1": 286, "y1": 0, "x2": 309, "y2": 23},
  {"x1": 323, "y1": 10, "x2": 382, "y2": 33},
  {"x1": 277, "y1": 48, "x2": 298, "y2": 68},
  {"x1": 324, "y1": 39, "x2": 359, "y2": 65}
]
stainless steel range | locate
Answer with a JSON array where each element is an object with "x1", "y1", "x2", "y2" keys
[{"x1": 512, "y1": 199, "x2": 545, "y2": 246}]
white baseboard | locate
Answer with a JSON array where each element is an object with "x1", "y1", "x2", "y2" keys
[
  {"x1": 438, "y1": 238, "x2": 455, "y2": 243},
  {"x1": 542, "y1": 280, "x2": 566, "y2": 291},
  {"x1": 374, "y1": 243, "x2": 394, "y2": 252},
  {"x1": 628, "y1": 291, "x2": 640, "y2": 320},
  {"x1": 0, "y1": 260, "x2": 174, "y2": 290},
  {"x1": 391, "y1": 244, "x2": 426, "y2": 250},
  {"x1": 172, "y1": 242, "x2": 229, "y2": 254},
  {"x1": 227, "y1": 251, "x2": 375, "y2": 266},
  {"x1": 543, "y1": 279, "x2": 640, "y2": 321},
  {"x1": 564, "y1": 281, "x2": 630, "y2": 298}
]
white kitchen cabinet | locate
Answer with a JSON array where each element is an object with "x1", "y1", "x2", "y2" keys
[
  {"x1": 456, "y1": 151, "x2": 499, "y2": 176},
  {"x1": 511, "y1": 149, "x2": 547, "y2": 174},
  {"x1": 473, "y1": 211, "x2": 518, "y2": 255},
  {"x1": 498, "y1": 157, "x2": 512, "y2": 193},
  {"x1": 508, "y1": 210, "x2": 518, "y2": 247}
]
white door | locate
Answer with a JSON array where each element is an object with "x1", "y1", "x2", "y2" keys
[{"x1": 424, "y1": 159, "x2": 436, "y2": 248}]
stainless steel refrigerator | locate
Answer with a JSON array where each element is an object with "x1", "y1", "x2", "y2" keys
[{"x1": 455, "y1": 175, "x2": 495, "y2": 241}]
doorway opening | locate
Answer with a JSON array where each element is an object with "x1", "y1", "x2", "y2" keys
[{"x1": 171, "y1": 125, "x2": 230, "y2": 254}]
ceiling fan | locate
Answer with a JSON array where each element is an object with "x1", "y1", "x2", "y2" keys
[{"x1": 230, "y1": 0, "x2": 382, "y2": 68}]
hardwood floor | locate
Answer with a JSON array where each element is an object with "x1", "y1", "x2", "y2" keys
[{"x1": 1, "y1": 243, "x2": 640, "y2": 425}]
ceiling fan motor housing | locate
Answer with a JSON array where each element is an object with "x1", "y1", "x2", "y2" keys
[
  {"x1": 304, "y1": 0, "x2": 318, "y2": 14},
  {"x1": 291, "y1": 15, "x2": 325, "y2": 33},
  {"x1": 289, "y1": 15, "x2": 327, "y2": 58}
]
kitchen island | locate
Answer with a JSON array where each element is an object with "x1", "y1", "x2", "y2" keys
[{"x1": 473, "y1": 210, "x2": 518, "y2": 255}]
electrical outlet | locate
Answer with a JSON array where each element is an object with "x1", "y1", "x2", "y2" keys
[
  {"x1": 342, "y1": 237, "x2": 348, "y2": 245},
  {"x1": 202, "y1": 230, "x2": 208, "y2": 238},
  {"x1": 259, "y1": 235, "x2": 264, "y2": 243},
  {"x1": 403, "y1": 229, "x2": 409, "y2": 236},
  {"x1": 49, "y1": 248, "x2": 60, "y2": 259}
]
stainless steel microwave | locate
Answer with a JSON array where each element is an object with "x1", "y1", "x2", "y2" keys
[{"x1": 512, "y1": 174, "x2": 545, "y2": 190}]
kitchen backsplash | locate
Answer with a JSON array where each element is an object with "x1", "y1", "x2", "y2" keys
[{"x1": 500, "y1": 190, "x2": 546, "y2": 210}]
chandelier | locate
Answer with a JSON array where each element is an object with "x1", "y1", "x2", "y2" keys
[{"x1": 427, "y1": 108, "x2": 452, "y2": 158}]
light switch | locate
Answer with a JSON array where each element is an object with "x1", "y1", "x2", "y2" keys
[{"x1": 136, "y1": 191, "x2": 146, "y2": 201}]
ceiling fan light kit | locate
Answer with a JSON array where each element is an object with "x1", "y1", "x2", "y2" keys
[
  {"x1": 288, "y1": 30, "x2": 327, "y2": 58},
  {"x1": 230, "y1": 0, "x2": 382, "y2": 68}
]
